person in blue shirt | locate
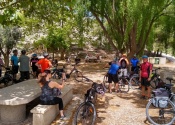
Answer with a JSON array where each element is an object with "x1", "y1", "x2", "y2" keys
[
  {"x1": 11, "y1": 49, "x2": 19, "y2": 82},
  {"x1": 104, "y1": 60, "x2": 120, "y2": 93},
  {"x1": 130, "y1": 54, "x2": 140, "y2": 74}
]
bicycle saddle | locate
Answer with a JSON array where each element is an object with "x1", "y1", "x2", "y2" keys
[{"x1": 166, "y1": 77, "x2": 173, "y2": 81}]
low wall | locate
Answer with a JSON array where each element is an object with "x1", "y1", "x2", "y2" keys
[{"x1": 148, "y1": 57, "x2": 166, "y2": 64}]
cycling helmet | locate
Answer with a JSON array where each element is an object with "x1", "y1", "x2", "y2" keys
[
  {"x1": 21, "y1": 50, "x2": 26, "y2": 54},
  {"x1": 142, "y1": 55, "x2": 148, "y2": 58},
  {"x1": 32, "y1": 53, "x2": 37, "y2": 57},
  {"x1": 43, "y1": 52, "x2": 49, "y2": 57}
]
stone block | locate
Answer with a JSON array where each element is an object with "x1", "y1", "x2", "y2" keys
[{"x1": 31, "y1": 84, "x2": 73, "y2": 125}]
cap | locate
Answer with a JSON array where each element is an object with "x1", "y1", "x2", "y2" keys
[{"x1": 142, "y1": 55, "x2": 148, "y2": 58}]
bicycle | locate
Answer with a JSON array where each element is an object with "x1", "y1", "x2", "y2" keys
[
  {"x1": 51, "y1": 64, "x2": 65, "y2": 79},
  {"x1": 128, "y1": 66, "x2": 141, "y2": 89},
  {"x1": 0, "y1": 66, "x2": 14, "y2": 87},
  {"x1": 73, "y1": 77, "x2": 106, "y2": 125},
  {"x1": 66, "y1": 61, "x2": 83, "y2": 82},
  {"x1": 118, "y1": 69, "x2": 130, "y2": 93},
  {"x1": 150, "y1": 67, "x2": 164, "y2": 89},
  {"x1": 146, "y1": 77, "x2": 175, "y2": 125},
  {"x1": 103, "y1": 69, "x2": 129, "y2": 93}
]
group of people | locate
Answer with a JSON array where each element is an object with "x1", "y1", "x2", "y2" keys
[
  {"x1": 105, "y1": 53, "x2": 152, "y2": 99},
  {"x1": 4, "y1": 50, "x2": 67, "y2": 120}
]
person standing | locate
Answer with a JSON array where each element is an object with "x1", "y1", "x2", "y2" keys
[
  {"x1": 130, "y1": 54, "x2": 140, "y2": 74},
  {"x1": 139, "y1": 55, "x2": 153, "y2": 99},
  {"x1": 0, "y1": 53, "x2": 4, "y2": 77},
  {"x1": 30, "y1": 54, "x2": 39, "y2": 78},
  {"x1": 36, "y1": 52, "x2": 52, "y2": 73},
  {"x1": 119, "y1": 54, "x2": 129, "y2": 77},
  {"x1": 18, "y1": 50, "x2": 30, "y2": 82},
  {"x1": 104, "y1": 60, "x2": 120, "y2": 93},
  {"x1": 11, "y1": 49, "x2": 19, "y2": 82}
]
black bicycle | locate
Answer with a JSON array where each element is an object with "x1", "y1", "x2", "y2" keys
[
  {"x1": 0, "y1": 66, "x2": 13, "y2": 87},
  {"x1": 146, "y1": 77, "x2": 175, "y2": 125},
  {"x1": 73, "y1": 77, "x2": 106, "y2": 125},
  {"x1": 150, "y1": 67, "x2": 163, "y2": 89},
  {"x1": 51, "y1": 64, "x2": 65, "y2": 79}
]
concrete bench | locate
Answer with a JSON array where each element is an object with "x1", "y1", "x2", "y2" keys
[
  {"x1": 30, "y1": 84, "x2": 73, "y2": 125},
  {"x1": 0, "y1": 79, "x2": 40, "y2": 124}
]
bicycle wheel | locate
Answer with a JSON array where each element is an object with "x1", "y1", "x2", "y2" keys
[
  {"x1": 103, "y1": 75, "x2": 109, "y2": 89},
  {"x1": 146, "y1": 98, "x2": 175, "y2": 125},
  {"x1": 73, "y1": 102, "x2": 96, "y2": 125},
  {"x1": 74, "y1": 71, "x2": 83, "y2": 82},
  {"x1": 118, "y1": 78, "x2": 129, "y2": 93},
  {"x1": 129, "y1": 75, "x2": 140, "y2": 89}
]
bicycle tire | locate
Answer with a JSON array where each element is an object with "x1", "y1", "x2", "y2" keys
[
  {"x1": 74, "y1": 71, "x2": 83, "y2": 82},
  {"x1": 129, "y1": 75, "x2": 140, "y2": 89},
  {"x1": 118, "y1": 77, "x2": 129, "y2": 93},
  {"x1": 73, "y1": 102, "x2": 96, "y2": 125},
  {"x1": 146, "y1": 98, "x2": 175, "y2": 125},
  {"x1": 103, "y1": 75, "x2": 109, "y2": 89}
]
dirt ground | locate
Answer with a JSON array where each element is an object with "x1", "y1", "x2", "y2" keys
[
  {"x1": 51, "y1": 62, "x2": 156, "y2": 125},
  {"x1": 1, "y1": 61, "x2": 175, "y2": 125}
]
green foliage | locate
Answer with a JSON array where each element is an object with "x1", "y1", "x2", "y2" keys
[{"x1": 0, "y1": 26, "x2": 22, "y2": 50}]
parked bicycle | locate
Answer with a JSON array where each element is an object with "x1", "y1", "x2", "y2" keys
[
  {"x1": 0, "y1": 66, "x2": 13, "y2": 86},
  {"x1": 150, "y1": 67, "x2": 163, "y2": 89},
  {"x1": 51, "y1": 64, "x2": 65, "y2": 79},
  {"x1": 73, "y1": 77, "x2": 106, "y2": 125},
  {"x1": 146, "y1": 77, "x2": 175, "y2": 125}
]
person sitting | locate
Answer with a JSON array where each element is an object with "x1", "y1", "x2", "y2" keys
[{"x1": 38, "y1": 69, "x2": 66, "y2": 120}]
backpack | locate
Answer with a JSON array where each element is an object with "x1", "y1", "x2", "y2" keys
[
  {"x1": 120, "y1": 59, "x2": 127, "y2": 68},
  {"x1": 152, "y1": 88, "x2": 170, "y2": 108}
]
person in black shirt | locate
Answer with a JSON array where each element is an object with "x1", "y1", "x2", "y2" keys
[{"x1": 30, "y1": 54, "x2": 39, "y2": 78}]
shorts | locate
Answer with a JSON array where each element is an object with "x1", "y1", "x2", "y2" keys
[
  {"x1": 141, "y1": 77, "x2": 150, "y2": 86},
  {"x1": 32, "y1": 66, "x2": 38, "y2": 72},
  {"x1": 108, "y1": 73, "x2": 119, "y2": 83},
  {"x1": 131, "y1": 66, "x2": 137, "y2": 72},
  {"x1": 12, "y1": 65, "x2": 19, "y2": 74}
]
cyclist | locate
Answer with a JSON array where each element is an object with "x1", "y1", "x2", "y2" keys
[
  {"x1": 119, "y1": 54, "x2": 129, "y2": 77},
  {"x1": 139, "y1": 55, "x2": 153, "y2": 99},
  {"x1": 30, "y1": 54, "x2": 39, "y2": 78},
  {"x1": 104, "y1": 60, "x2": 120, "y2": 93},
  {"x1": 18, "y1": 50, "x2": 30, "y2": 82},
  {"x1": 11, "y1": 49, "x2": 19, "y2": 82},
  {"x1": 38, "y1": 69, "x2": 66, "y2": 120},
  {"x1": 35, "y1": 52, "x2": 52, "y2": 74},
  {"x1": 130, "y1": 54, "x2": 140, "y2": 74}
]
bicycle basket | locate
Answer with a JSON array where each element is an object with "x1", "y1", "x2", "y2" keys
[{"x1": 152, "y1": 97, "x2": 169, "y2": 108}]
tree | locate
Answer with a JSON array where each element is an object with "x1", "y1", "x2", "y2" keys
[
  {"x1": 75, "y1": 0, "x2": 174, "y2": 58},
  {"x1": 0, "y1": 26, "x2": 22, "y2": 66}
]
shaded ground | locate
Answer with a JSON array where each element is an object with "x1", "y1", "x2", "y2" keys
[{"x1": 1, "y1": 62, "x2": 175, "y2": 125}]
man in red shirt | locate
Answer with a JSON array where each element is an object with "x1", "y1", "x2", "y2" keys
[
  {"x1": 36, "y1": 52, "x2": 52, "y2": 73},
  {"x1": 139, "y1": 55, "x2": 152, "y2": 99}
]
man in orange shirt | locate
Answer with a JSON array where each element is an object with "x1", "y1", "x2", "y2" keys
[{"x1": 36, "y1": 52, "x2": 52, "y2": 73}]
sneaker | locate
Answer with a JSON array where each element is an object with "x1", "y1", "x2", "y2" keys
[{"x1": 60, "y1": 115, "x2": 66, "y2": 120}]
